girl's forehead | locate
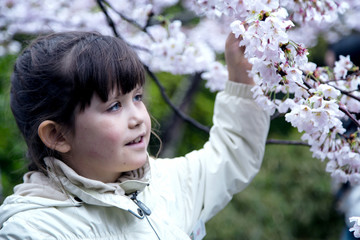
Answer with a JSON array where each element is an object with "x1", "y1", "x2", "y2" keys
[{"x1": 107, "y1": 84, "x2": 143, "y2": 99}]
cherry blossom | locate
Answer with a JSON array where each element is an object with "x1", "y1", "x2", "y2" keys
[{"x1": 201, "y1": 61, "x2": 228, "y2": 92}]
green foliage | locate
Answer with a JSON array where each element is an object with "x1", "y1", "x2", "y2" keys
[
  {"x1": 174, "y1": 81, "x2": 215, "y2": 156},
  {"x1": 145, "y1": 71, "x2": 184, "y2": 120},
  {"x1": 307, "y1": 36, "x2": 330, "y2": 66},
  {"x1": 0, "y1": 55, "x2": 27, "y2": 201}
]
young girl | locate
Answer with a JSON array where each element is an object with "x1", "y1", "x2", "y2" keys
[{"x1": 0, "y1": 31, "x2": 270, "y2": 239}]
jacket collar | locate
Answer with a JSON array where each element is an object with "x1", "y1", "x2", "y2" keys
[
  {"x1": 45, "y1": 156, "x2": 151, "y2": 194},
  {"x1": 44, "y1": 157, "x2": 151, "y2": 196},
  {"x1": 13, "y1": 157, "x2": 151, "y2": 209}
]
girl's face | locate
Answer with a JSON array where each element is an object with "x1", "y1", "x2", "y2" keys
[{"x1": 63, "y1": 86, "x2": 151, "y2": 183}]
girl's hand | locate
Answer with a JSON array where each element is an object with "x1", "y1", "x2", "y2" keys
[{"x1": 225, "y1": 33, "x2": 255, "y2": 85}]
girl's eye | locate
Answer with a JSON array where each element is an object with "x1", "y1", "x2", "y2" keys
[
  {"x1": 133, "y1": 94, "x2": 143, "y2": 102},
  {"x1": 107, "y1": 102, "x2": 121, "y2": 112}
]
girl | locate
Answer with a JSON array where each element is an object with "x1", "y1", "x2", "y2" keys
[{"x1": 0, "y1": 31, "x2": 270, "y2": 239}]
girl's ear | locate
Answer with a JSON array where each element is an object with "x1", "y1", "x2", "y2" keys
[{"x1": 38, "y1": 120, "x2": 71, "y2": 153}]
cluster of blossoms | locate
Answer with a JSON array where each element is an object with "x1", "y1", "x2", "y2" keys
[
  {"x1": 284, "y1": 58, "x2": 360, "y2": 185},
  {"x1": 0, "y1": 0, "x2": 229, "y2": 90},
  {"x1": 283, "y1": 0, "x2": 349, "y2": 24},
  {"x1": 0, "y1": 0, "x2": 104, "y2": 54},
  {"x1": 216, "y1": 0, "x2": 360, "y2": 186},
  {"x1": 139, "y1": 20, "x2": 216, "y2": 75},
  {"x1": 225, "y1": 3, "x2": 359, "y2": 232},
  {"x1": 286, "y1": 0, "x2": 360, "y2": 46},
  {"x1": 2, "y1": 0, "x2": 360, "y2": 237}
]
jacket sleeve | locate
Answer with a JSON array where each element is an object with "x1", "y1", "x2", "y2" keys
[{"x1": 149, "y1": 81, "x2": 270, "y2": 234}]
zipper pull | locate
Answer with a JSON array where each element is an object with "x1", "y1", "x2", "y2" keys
[{"x1": 131, "y1": 192, "x2": 151, "y2": 216}]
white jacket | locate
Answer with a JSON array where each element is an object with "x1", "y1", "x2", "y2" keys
[{"x1": 0, "y1": 82, "x2": 270, "y2": 240}]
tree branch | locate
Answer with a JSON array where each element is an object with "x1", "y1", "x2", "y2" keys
[
  {"x1": 266, "y1": 139, "x2": 310, "y2": 146},
  {"x1": 316, "y1": 70, "x2": 360, "y2": 102},
  {"x1": 100, "y1": 0, "x2": 155, "y2": 41},
  {"x1": 334, "y1": 85, "x2": 360, "y2": 102},
  {"x1": 271, "y1": 111, "x2": 283, "y2": 120},
  {"x1": 160, "y1": 72, "x2": 206, "y2": 155},
  {"x1": 339, "y1": 105, "x2": 360, "y2": 128},
  {"x1": 144, "y1": 66, "x2": 211, "y2": 133},
  {"x1": 96, "y1": 0, "x2": 120, "y2": 38},
  {"x1": 101, "y1": 0, "x2": 145, "y2": 30}
]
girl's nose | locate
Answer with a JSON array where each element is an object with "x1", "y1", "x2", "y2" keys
[{"x1": 128, "y1": 108, "x2": 144, "y2": 129}]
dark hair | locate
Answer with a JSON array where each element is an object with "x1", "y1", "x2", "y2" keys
[{"x1": 10, "y1": 31, "x2": 145, "y2": 174}]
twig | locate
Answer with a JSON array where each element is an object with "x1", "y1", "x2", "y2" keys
[
  {"x1": 179, "y1": 72, "x2": 203, "y2": 109},
  {"x1": 302, "y1": 72, "x2": 360, "y2": 128},
  {"x1": 100, "y1": 0, "x2": 155, "y2": 41},
  {"x1": 316, "y1": 72, "x2": 360, "y2": 102},
  {"x1": 339, "y1": 105, "x2": 360, "y2": 128},
  {"x1": 96, "y1": 0, "x2": 120, "y2": 38},
  {"x1": 266, "y1": 139, "x2": 310, "y2": 146},
  {"x1": 101, "y1": 0, "x2": 144, "y2": 30},
  {"x1": 160, "y1": 72, "x2": 206, "y2": 150},
  {"x1": 333, "y1": 85, "x2": 360, "y2": 102},
  {"x1": 271, "y1": 111, "x2": 283, "y2": 120}
]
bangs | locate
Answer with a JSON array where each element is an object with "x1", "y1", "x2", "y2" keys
[{"x1": 65, "y1": 35, "x2": 145, "y2": 111}]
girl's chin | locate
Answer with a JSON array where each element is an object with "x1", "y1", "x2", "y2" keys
[{"x1": 126, "y1": 155, "x2": 149, "y2": 171}]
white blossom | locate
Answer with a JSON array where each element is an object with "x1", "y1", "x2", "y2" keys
[
  {"x1": 202, "y1": 61, "x2": 228, "y2": 92},
  {"x1": 334, "y1": 55, "x2": 354, "y2": 80},
  {"x1": 350, "y1": 217, "x2": 360, "y2": 238}
]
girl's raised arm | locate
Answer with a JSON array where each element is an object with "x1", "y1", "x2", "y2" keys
[{"x1": 148, "y1": 32, "x2": 270, "y2": 236}]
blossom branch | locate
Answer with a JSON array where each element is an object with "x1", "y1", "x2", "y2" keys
[{"x1": 99, "y1": 0, "x2": 155, "y2": 41}]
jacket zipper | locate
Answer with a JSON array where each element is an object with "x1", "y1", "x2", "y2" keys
[
  {"x1": 129, "y1": 191, "x2": 161, "y2": 240},
  {"x1": 130, "y1": 192, "x2": 151, "y2": 216}
]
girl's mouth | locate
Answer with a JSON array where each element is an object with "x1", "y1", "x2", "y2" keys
[{"x1": 126, "y1": 136, "x2": 143, "y2": 145}]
